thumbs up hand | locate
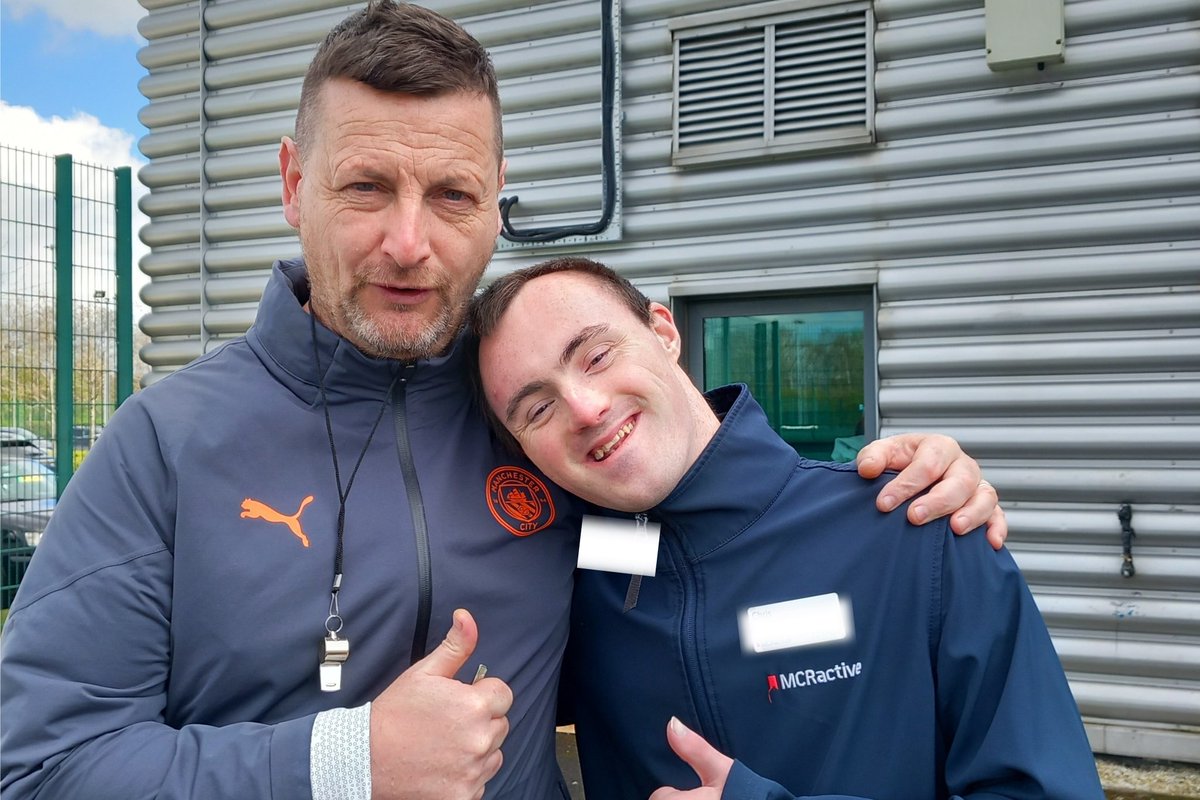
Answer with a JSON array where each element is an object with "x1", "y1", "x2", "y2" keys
[
  {"x1": 370, "y1": 609, "x2": 512, "y2": 800},
  {"x1": 649, "y1": 717, "x2": 734, "y2": 800}
]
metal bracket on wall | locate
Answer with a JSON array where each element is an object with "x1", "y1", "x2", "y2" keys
[{"x1": 1117, "y1": 502, "x2": 1136, "y2": 578}]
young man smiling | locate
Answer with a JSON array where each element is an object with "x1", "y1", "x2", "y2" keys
[{"x1": 471, "y1": 257, "x2": 1103, "y2": 800}]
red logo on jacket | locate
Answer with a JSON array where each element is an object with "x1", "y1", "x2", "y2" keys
[{"x1": 486, "y1": 467, "x2": 556, "y2": 536}]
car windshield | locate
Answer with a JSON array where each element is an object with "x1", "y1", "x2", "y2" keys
[{"x1": 0, "y1": 459, "x2": 56, "y2": 503}]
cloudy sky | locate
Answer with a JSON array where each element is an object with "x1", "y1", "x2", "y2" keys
[
  {"x1": 2, "y1": 0, "x2": 148, "y2": 171},
  {"x1": 2, "y1": 0, "x2": 151, "y2": 305}
]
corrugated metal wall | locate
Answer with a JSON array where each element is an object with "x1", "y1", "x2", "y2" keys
[{"x1": 136, "y1": 0, "x2": 1200, "y2": 761}]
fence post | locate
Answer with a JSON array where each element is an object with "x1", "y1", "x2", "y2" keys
[
  {"x1": 54, "y1": 154, "x2": 74, "y2": 494},
  {"x1": 115, "y1": 166, "x2": 134, "y2": 403}
]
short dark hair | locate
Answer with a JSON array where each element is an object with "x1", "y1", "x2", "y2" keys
[
  {"x1": 468, "y1": 257, "x2": 653, "y2": 454},
  {"x1": 295, "y1": 1, "x2": 503, "y2": 163}
]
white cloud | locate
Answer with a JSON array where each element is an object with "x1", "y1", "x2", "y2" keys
[
  {"x1": 0, "y1": 101, "x2": 150, "y2": 308},
  {"x1": 0, "y1": 102, "x2": 143, "y2": 171},
  {"x1": 4, "y1": 0, "x2": 144, "y2": 39}
]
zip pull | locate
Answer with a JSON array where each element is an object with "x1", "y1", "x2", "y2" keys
[{"x1": 623, "y1": 515, "x2": 651, "y2": 612}]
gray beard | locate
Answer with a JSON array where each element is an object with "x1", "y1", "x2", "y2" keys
[{"x1": 339, "y1": 292, "x2": 466, "y2": 361}]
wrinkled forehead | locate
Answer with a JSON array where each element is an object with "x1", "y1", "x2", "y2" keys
[{"x1": 308, "y1": 80, "x2": 502, "y2": 172}]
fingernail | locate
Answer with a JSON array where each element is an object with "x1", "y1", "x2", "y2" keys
[
  {"x1": 453, "y1": 610, "x2": 465, "y2": 632},
  {"x1": 669, "y1": 716, "x2": 687, "y2": 736},
  {"x1": 911, "y1": 504, "x2": 928, "y2": 523},
  {"x1": 879, "y1": 494, "x2": 897, "y2": 512}
]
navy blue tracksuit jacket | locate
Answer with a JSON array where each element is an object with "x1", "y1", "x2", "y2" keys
[{"x1": 565, "y1": 385, "x2": 1102, "y2": 800}]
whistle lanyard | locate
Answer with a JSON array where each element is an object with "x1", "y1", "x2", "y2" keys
[{"x1": 309, "y1": 311, "x2": 400, "y2": 691}]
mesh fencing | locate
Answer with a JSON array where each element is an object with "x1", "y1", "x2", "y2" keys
[{"x1": 1, "y1": 145, "x2": 132, "y2": 609}]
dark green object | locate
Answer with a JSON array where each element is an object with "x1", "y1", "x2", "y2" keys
[
  {"x1": 115, "y1": 166, "x2": 134, "y2": 404},
  {"x1": 54, "y1": 154, "x2": 74, "y2": 495}
]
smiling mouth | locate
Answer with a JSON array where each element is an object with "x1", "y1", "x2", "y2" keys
[{"x1": 593, "y1": 420, "x2": 635, "y2": 462}]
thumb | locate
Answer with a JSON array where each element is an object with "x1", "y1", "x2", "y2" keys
[
  {"x1": 414, "y1": 608, "x2": 478, "y2": 679},
  {"x1": 665, "y1": 717, "x2": 733, "y2": 788}
]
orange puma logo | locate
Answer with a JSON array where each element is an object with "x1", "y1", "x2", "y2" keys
[{"x1": 240, "y1": 495, "x2": 314, "y2": 548}]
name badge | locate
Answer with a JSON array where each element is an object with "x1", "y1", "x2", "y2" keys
[
  {"x1": 738, "y1": 592, "x2": 852, "y2": 654},
  {"x1": 577, "y1": 515, "x2": 660, "y2": 576}
]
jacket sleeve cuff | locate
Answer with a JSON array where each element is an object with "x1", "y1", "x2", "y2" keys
[
  {"x1": 309, "y1": 703, "x2": 373, "y2": 800},
  {"x1": 722, "y1": 759, "x2": 796, "y2": 800}
]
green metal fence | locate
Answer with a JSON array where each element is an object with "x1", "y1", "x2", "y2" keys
[{"x1": 1, "y1": 145, "x2": 134, "y2": 609}]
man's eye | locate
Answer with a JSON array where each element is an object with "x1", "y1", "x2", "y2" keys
[
  {"x1": 442, "y1": 189, "x2": 468, "y2": 202},
  {"x1": 349, "y1": 182, "x2": 377, "y2": 193},
  {"x1": 587, "y1": 348, "x2": 612, "y2": 369},
  {"x1": 529, "y1": 400, "x2": 553, "y2": 423}
]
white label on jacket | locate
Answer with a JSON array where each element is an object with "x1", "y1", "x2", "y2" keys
[
  {"x1": 578, "y1": 515, "x2": 660, "y2": 576},
  {"x1": 739, "y1": 593, "x2": 852, "y2": 654}
]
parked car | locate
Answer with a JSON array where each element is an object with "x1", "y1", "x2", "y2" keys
[
  {"x1": 71, "y1": 424, "x2": 103, "y2": 450},
  {"x1": 0, "y1": 427, "x2": 56, "y2": 469},
  {"x1": 1, "y1": 454, "x2": 56, "y2": 607}
]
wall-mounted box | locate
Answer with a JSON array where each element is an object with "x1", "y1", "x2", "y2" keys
[{"x1": 985, "y1": 0, "x2": 1065, "y2": 70}]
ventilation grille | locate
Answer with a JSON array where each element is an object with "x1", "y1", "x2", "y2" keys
[
  {"x1": 677, "y1": 29, "x2": 768, "y2": 148},
  {"x1": 675, "y1": 5, "x2": 872, "y2": 162}
]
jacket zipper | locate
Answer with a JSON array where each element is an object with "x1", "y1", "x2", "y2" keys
[
  {"x1": 393, "y1": 363, "x2": 433, "y2": 665},
  {"x1": 663, "y1": 526, "x2": 726, "y2": 752}
]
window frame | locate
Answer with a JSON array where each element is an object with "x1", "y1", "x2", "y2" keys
[{"x1": 680, "y1": 289, "x2": 879, "y2": 444}]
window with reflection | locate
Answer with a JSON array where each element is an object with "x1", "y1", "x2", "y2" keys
[{"x1": 685, "y1": 292, "x2": 874, "y2": 462}]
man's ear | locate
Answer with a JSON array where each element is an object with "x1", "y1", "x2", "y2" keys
[
  {"x1": 649, "y1": 302, "x2": 682, "y2": 358},
  {"x1": 279, "y1": 136, "x2": 302, "y2": 229},
  {"x1": 495, "y1": 158, "x2": 508, "y2": 237}
]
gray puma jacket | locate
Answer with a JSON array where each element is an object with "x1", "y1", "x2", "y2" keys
[{"x1": 0, "y1": 259, "x2": 581, "y2": 799}]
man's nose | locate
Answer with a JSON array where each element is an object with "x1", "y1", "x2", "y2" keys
[
  {"x1": 381, "y1": 200, "x2": 433, "y2": 266},
  {"x1": 564, "y1": 385, "x2": 610, "y2": 431}
]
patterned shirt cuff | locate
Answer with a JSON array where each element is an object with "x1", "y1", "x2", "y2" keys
[{"x1": 310, "y1": 703, "x2": 372, "y2": 800}]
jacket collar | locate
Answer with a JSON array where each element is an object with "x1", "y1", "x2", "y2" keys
[
  {"x1": 652, "y1": 384, "x2": 801, "y2": 561},
  {"x1": 247, "y1": 258, "x2": 470, "y2": 406}
]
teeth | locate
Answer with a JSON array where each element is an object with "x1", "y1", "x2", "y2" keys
[{"x1": 593, "y1": 422, "x2": 635, "y2": 461}]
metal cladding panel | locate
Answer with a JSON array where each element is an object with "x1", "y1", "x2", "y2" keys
[{"x1": 137, "y1": 0, "x2": 1200, "y2": 760}]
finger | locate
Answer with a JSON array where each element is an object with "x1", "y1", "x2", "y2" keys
[
  {"x1": 902, "y1": 450, "x2": 984, "y2": 525},
  {"x1": 983, "y1": 504, "x2": 1008, "y2": 550},
  {"x1": 481, "y1": 746, "x2": 504, "y2": 784},
  {"x1": 855, "y1": 436, "x2": 911, "y2": 480},
  {"x1": 414, "y1": 608, "x2": 477, "y2": 679},
  {"x1": 864, "y1": 435, "x2": 961, "y2": 513},
  {"x1": 477, "y1": 695, "x2": 511, "y2": 738},
  {"x1": 471, "y1": 674, "x2": 515, "y2": 718},
  {"x1": 940, "y1": 478, "x2": 999, "y2": 536},
  {"x1": 665, "y1": 717, "x2": 733, "y2": 789}
]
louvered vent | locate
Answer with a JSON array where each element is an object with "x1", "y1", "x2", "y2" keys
[
  {"x1": 673, "y1": 3, "x2": 874, "y2": 165},
  {"x1": 677, "y1": 29, "x2": 767, "y2": 148}
]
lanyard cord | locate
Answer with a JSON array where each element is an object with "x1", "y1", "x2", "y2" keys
[{"x1": 309, "y1": 311, "x2": 401, "y2": 627}]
